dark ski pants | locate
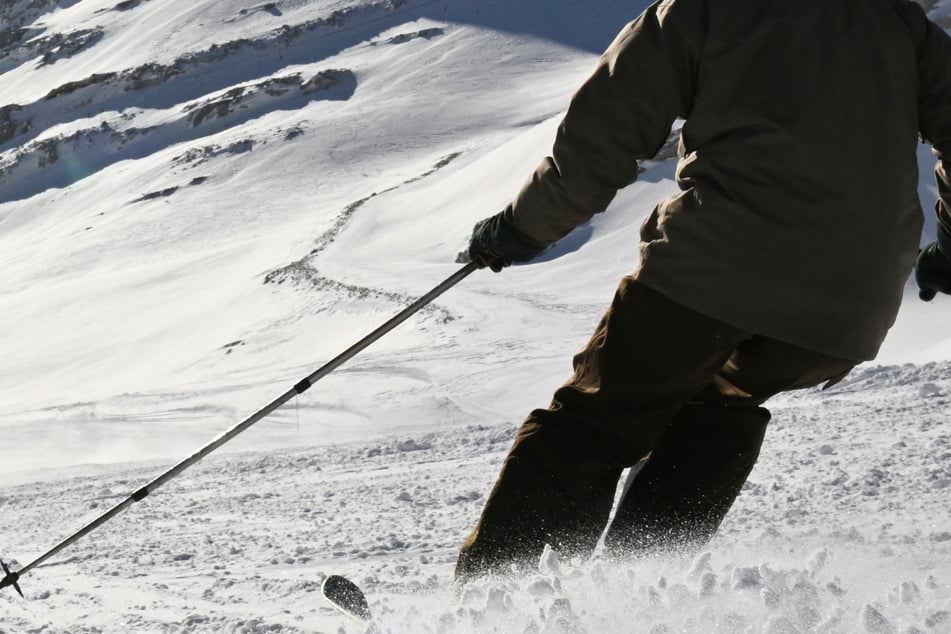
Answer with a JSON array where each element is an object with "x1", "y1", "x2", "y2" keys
[{"x1": 456, "y1": 277, "x2": 855, "y2": 580}]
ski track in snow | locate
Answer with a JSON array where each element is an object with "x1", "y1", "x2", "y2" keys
[{"x1": 0, "y1": 362, "x2": 949, "y2": 633}]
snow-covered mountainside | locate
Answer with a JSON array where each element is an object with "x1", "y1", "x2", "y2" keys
[{"x1": 0, "y1": 0, "x2": 949, "y2": 632}]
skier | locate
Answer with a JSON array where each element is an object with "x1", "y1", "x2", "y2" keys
[{"x1": 456, "y1": 0, "x2": 951, "y2": 581}]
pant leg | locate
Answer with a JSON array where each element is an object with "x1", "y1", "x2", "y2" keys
[
  {"x1": 603, "y1": 335, "x2": 855, "y2": 558},
  {"x1": 455, "y1": 279, "x2": 751, "y2": 581},
  {"x1": 454, "y1": 422, "x2": 623, "y2": 579},
  {"x1": 602, "y1": 401, "x2": 769, "y2": 557}
]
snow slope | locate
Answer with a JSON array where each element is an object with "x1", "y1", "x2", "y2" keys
[
  {"x1": 0, "y1": 0, "x2": 948, "y2": 632},
  {"x1": 1, "y1": 365, "x2": 950, "y2": 632}
]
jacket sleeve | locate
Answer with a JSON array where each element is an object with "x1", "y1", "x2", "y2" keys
[
  {"x1": 503, "y1": 0, "x2": 707, "y2": 246},
  {"x1": 915, "y1": 11, "x2": 951, "y2": 243}
]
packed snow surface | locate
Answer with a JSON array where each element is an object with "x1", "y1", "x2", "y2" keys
[{"x1": 0, "y1": 0, "x2": 949, "y2": 632}]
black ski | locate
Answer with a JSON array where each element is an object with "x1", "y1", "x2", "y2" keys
[{"x1": 322, "y1": 574, "x2": 373, "y2": 623}]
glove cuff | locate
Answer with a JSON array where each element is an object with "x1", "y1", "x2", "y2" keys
[{"x1": 488, "y1": 211, "x2": 547, "y2": 263}]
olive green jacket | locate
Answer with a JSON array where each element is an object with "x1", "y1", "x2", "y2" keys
[{"x1": 505, "y1": 0, "x2": 951, "y2": 361}]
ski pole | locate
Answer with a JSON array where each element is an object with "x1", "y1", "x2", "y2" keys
[{"x1": 0, "y1": 260, "x2": 479, "y2": 597}]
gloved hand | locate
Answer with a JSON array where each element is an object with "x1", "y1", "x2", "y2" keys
[
  {"x1": 466, "y1": 211, "x2": 547, "y2": 272},
  {"x1": 915, "y1": 227, "x2": 951, "y2": 301}
]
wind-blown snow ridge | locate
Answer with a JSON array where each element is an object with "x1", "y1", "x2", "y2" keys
[
  {"x1": 0, "y1": 26, "x2": 104, "y2": 73},
  {"x1": 263, "y1": 151, "x2": 464, "y2": 321},
  {"x1": 0, "y1": 68, "x2": 356, "y2": 202},
  {"x1": 0, "y1": 0, "x2": 74, "y2": 35},
  {"x1": 0, "y1": 0, "x2": 429, "y2": 144},
  {"x1": 0, "y1": 0, "x2": 436, "y2": 202}
]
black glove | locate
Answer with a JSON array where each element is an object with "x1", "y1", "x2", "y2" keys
[
  {"x1": 915, "y1": 227, "x2": 951, "y2": 301},
  {"x1": 466, "y1": 211, "x2": 547, "y2": 272}
]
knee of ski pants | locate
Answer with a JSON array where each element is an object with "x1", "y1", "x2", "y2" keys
[
  {"x1": 657, "y1": 399, "x2": 771, "y2": 481},
  {"x1": 694, "y1": 380, "x2": 772, "y2": 410},
  {"x1": 674, "y1": 391, "x2": 772, "y2": 459}
]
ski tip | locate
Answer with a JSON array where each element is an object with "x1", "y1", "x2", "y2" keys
[{"x1": 322, "y1": 574, "x2": 372, "y2": 622}]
